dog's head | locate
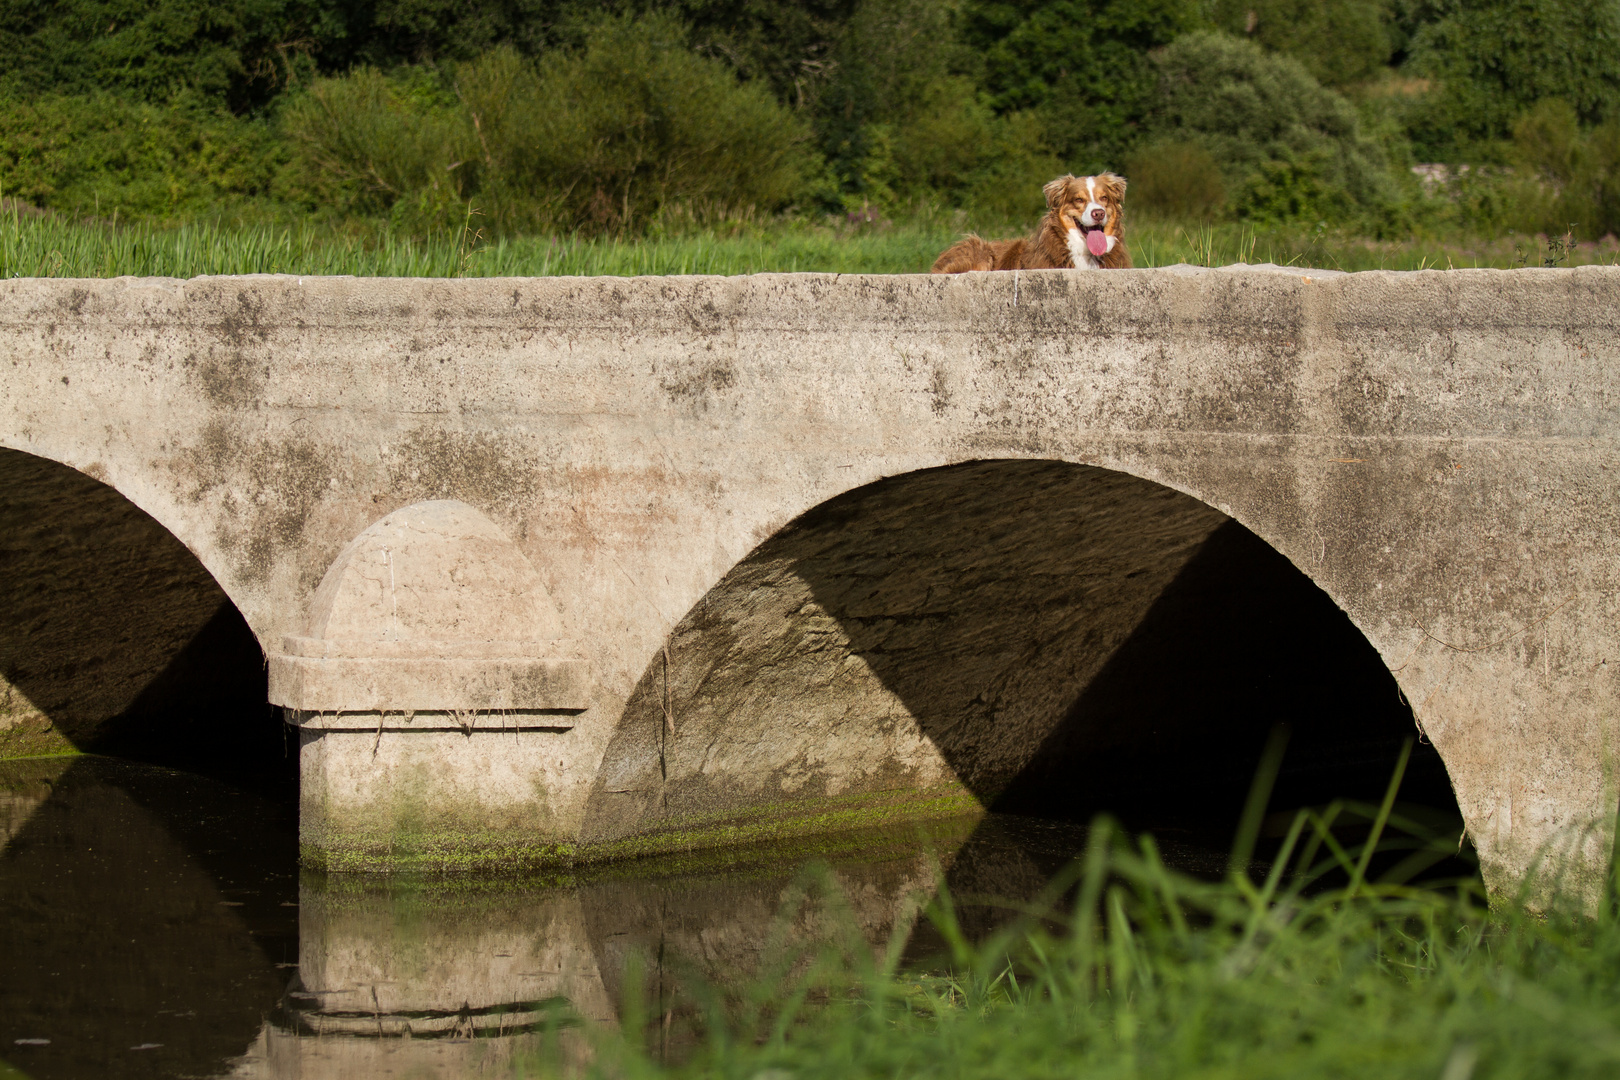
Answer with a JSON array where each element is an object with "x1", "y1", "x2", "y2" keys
[{"x1": 1043, "y1": 173, "x2": 1127, "y2": 258}]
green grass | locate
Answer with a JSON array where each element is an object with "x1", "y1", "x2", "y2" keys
[
  {"x1": 520, "y1": 749, "x2": 1620, "y2": 1080},
  {"x1": 0, "y1": 211, "x2": 962, "y2": 278},
  {"x1": 3, "y1": 209, "x2": 1619, "y2": 280}
]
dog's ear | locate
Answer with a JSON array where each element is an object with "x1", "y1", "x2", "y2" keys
[
  {"x1": 1043, "y1": 175, "x2": 1074, "y2": 208},
  {"x1": 1099, "y1": 172, "x2": 1127, "y2": 200}
]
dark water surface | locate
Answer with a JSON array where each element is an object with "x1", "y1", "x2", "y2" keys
[
  {"x1": 0, "y1": 752, "x2": 1462, "y2": 1080},
  {"x1": 0, "y1": 756, "x2": 1138, "y2": 1079}
]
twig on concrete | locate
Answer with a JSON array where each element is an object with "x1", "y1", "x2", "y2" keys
[
  {"x1": 663, "y1": 645, "x2": 675, "y2": 736},
  {"x1": 1418, "y1": 594, "x2": 1576, "y2": 655}
]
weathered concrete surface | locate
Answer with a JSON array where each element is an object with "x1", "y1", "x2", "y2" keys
[
  {"x1": 583, "y1": 459, "x2": 1448, "y2": 853},
  {"x1": 271, "y1": 498, "x2": 588, "y2": 715},
  {"x1": 270, "y1": 498, "x2": 591, "y2": 867},
  {"x1": 1, "y1": 267, "x2": 1617, "y2": 898}
]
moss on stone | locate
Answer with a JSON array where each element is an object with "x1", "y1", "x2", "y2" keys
[
  {"x1": 576, "y1": 787, "x2": 984, "y2": 867},
  {"x1": 300, "y1": 833, "x2": 578, "y2": 875},
  {"x1": 0, "y1": 716, "x2": 77, "y2": 760},
  {"x1": 570, "y1": 811, "x2": 982, "y2": 886},
  {"x1": 299, "y1": 784, "x2": 983, "y2": 875}
]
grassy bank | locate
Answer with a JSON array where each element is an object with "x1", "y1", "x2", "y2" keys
[
  {"x1": 3, "y1": 208, "x2": 1618, "y2": 280},
  {"x1": 534, "y1": 757, "x2": 1619, "y2": 1080}
]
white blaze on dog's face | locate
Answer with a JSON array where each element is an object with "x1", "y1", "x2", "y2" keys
[{"x1": 1043, "y1": 173, "x2": 1127, "y2": 269}]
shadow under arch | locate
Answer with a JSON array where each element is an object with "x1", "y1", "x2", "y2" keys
[
  {"x1": 584, "y1": 458, "x2": 1457, "y2": 854},
  {"x1": 0, "y1": 447, "x2": 289, "y2": 796}
]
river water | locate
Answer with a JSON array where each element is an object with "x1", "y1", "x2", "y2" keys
[
  {"x1": 0, "y1": 756, "x2": 1089, "y2": 1079},
  {"x1": 0, "y1": 751, "x2": 1460, "y2": 1080}
]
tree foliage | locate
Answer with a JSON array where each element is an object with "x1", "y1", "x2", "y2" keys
[
  {"x1": 2, "y1": 0, "x2": 1618, "y2": 235},
  {"x1": 0, "y1": 0, "x2": 352, "y2": 110},
  {"x1": 1210, "y1": 0, "x2": 1392, "y2": 87},
  {"x1": 959, "y1": 0, "x2": 1203, "y2": 166},
  {"x1": 1403, "y1": 0, "x2": 1620, "y2": 154},
  {"x1": 1145, "y1": 32, "x2": 1396, "y2": 223}
]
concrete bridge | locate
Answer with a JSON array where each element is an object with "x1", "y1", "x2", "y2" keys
[{"x1": 1, "y1": 265, "x2": 1617, "y2": 901}]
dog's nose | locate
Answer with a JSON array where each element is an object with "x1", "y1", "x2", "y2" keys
[{"x1": 1090, "y1": 207, "x2": 1106, "y2": 224}]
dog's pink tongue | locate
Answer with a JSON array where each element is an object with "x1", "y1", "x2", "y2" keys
[{"x1": 1085, "y1": 229, "x2": 1110, "y2": 257}]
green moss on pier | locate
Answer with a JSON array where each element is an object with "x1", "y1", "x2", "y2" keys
[{"x1": 301, "y1": 785, "x2": 984, "y2": 876}]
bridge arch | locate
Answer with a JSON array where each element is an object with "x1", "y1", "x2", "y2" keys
[
  {"x1": 0, "y1": 447, "x2": 286, "y2": 793},
  {"x1": 583, "y1": 457, "x2": 1458, "y2": 850}
]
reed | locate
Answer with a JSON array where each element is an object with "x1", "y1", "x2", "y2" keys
[{"x1": 532, "y1": 746, "x2": 1620, "y2": 1080}]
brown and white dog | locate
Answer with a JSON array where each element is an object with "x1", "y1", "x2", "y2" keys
[{"x1": 931, "y1": 173, "x2": 1131, "y2": 273}]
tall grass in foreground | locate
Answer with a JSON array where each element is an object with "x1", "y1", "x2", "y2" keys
[
  {"x1": 531, "y1": 745, "x2": 1620, "y2": 1080},
  {"x1": 3, "y1": 209, "x2": 1619, "y2": 280}
]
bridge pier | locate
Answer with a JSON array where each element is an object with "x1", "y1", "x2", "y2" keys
[{"x1": 268, "y1": 500, "x2": 591, "y2": 871}]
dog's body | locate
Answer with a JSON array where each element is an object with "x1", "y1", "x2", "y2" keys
[{"x1": 932, "y1": 173, "x2": 1131, "y2": 273}]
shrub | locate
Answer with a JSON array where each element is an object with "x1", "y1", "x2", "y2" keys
[
  {"x1": 1125, "y1": 140, "x2": 1227, "y2": 218},
  {"x1": 282, "y1": 15, "x2": 812, "y2": 234},
  {"x1": 1143, "y1": 32, "x2": 1398, "y2": 225},
  {"x1": 1508, "y1": 99, "x2": 1620, "y2": 238},
  {"x1": 1401, "y1": 0, "x2": 1620, "y2": 157},
  {"x1": 277, "y1": 64, "x2": 471, "y2": 226},
  {"x1": 505, "y1": 15, "x2": 811, "y2": 232},
  {"x1": 0, "y1": 91, "x2": 285, "y2": 221},
  {"x1": 834, "y1": 76, "x2": 1063, "y2": 221},
  {"x1": 813, "y1": 0, "x2": 973, "y2": 209}
]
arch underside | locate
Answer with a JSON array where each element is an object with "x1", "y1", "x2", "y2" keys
[
  {"x1": 0, "y1": 448, "x2": 284, "y2": 792},
  {"x1": 584, "y1": 460, "x2": 1452, "y2": 846}
]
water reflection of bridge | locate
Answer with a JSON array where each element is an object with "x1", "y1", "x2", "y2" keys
[{"x1": 3, "y1": 756, "x2": 1000, "y2": 1079}]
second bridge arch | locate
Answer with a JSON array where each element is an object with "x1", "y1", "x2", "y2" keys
[{"x1": 582, "y1": 459, "x2": 1453, "y2": 852}]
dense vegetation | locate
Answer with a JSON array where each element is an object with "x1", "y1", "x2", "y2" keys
[
  {"x1": 540, "y1": 762, "x2": 1620, "y2": 1080},
  {"x1": 1, "y1": 0, "x2": 1618, "y2": 254}
]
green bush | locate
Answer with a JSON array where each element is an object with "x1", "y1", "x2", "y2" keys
[
  {"x1": 278, "y1": 64, "x2": 472, "y2": 226},
  {"x1": 514, "y1": 14, "x2": 811, "y2": 232},
  {"x1": 1401, "y1": 0, "x2": 1620, "y2": 158},
  {"x1": 1126, "y1": 140, "x2": 1227, "y2": 218},
  {"x1": 1509, "y1": 99, "x2": 1620, "y2": 238},
  {"x1": 282, "y1": 15, "x2": 812, "y2": 234},
  {"x1": 812, "y1": 0, "x2": 973, "y2": 208},
  {"x1": 883, "y1": 84, "x2": 1062, "y2": 220},
  {"x1": 0, "y1": 0, "x2": 868, "y2": 117},
  {"x1": 1144, "y1": 32, "x2": 1398, "y2": 225},
  {"x1": 813, "y1": 0, "x2": 1064, "y2": 221},
  {"x1": 1210, "y1": 0, "x2": 1392, "y2": 87},
  {"x1": 960, "y1": 0, "x2": 1205, "y2": 166},
  {"x1": 0, "y1": 91, "x2": 285, "y2": 221}
]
